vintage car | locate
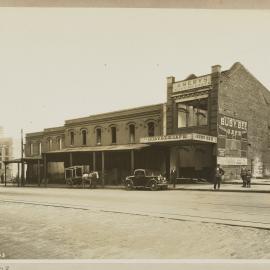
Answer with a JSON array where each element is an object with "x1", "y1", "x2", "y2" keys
[
  {"x1": 124, "y1": 169, "x2": 168, "y2": 191},
  {"x1": 64, "y1": 166, "x2": 99, "y2": 188}
]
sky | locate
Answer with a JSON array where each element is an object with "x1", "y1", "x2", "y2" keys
[{"x1": 0, "y1": 8, "x2": 270, "y2": 157}]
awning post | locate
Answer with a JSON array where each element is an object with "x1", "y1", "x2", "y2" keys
[
  {"x1": 17, "y1": 162, "x2": 20, "y2": 187},
  {"x1": 4, "y1": 163, "x2": 7, "y2": 187},
  {"x1": 37, "y1": 159, "x2": 41, "y2": 187},
  {"x1": 69, "y1": 152, "x2": 73, "y2": 167},
  {"x1": 101, "y1": 151, "x2": 105, "y2": 188},
  {"x1": 130, "y1": 150, "x2": 134, "y2": 174},
  {"x1": 93, "y1": 152, "x2": 96, "y2": 171},
  {"x1": 43, "y1": 154, "x2": 47, "y2": 187}
]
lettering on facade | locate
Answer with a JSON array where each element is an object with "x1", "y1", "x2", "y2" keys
[
  {"x1": 172, "y1": 75, "x2": 211, "y2": 92},
  {"x1": 217, "y1": 157, "x2": 248, "y2": 166},
  {"x1": 218, "y1": 114, "x2": 248, "y2": 140},
  {"x1": 140, "y1": 133, "x2": 217, "y2": 144}
]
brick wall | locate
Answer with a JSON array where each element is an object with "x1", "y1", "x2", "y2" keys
[{"x1": 219, "y1": 62, "x2": 270, "y2": 178}]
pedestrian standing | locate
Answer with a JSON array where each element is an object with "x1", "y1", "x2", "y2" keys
[
  {"x1": 240, "y1": 166, "x2": 247, "y2": 187},
  {"x1": 170, "y1": 168, "x2": 177, "y2": 189},
  {"x1": 214, "y1": 164, "x2": 225, "y2": 190},
  {"x1": 246, "y1": 169, "x2": 252, "y2": 188}
]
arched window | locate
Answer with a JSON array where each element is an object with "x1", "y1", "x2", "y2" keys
[
  {"x1": 82, "y1": 130, "x2": 87, "y2": 145},
  {"x1": 147, "y1": 122, "x2": 155, "y2": 137},
  {"x1": 38, "y1": 142, "x2": 42, "y2": 155},
  {"x1": 111, "y1": 126, "x2": 117, "y2": 144},
  {"x1": 70, "y1": 131, "x2": 74, "y2": 145},
  {"x1": 48, "y1": 138, "x2": 53, "y2": 151},
  {"x1": 30, "y1": 143, "x2": 33, "y2": 155},
  {"x1": 57, "y1": 137, "x2": 62, "y2": 150},
  {"x1": 129, "y1": 124, "x2": 135, "y2": 143},
  {"x1": 96, "y1": 128, "x2": 101, "y2": 145}
]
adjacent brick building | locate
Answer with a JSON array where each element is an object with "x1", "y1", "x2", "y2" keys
[{"x1": 25, "y1": 62, "x2": 270, "y2": 184}]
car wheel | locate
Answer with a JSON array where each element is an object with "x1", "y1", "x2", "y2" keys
[
  {"x1": 150, "y1": 181, "x2": 158, "y2": 191},
  {"x1": 126, "y1": 181, "x2": 134, "y2": 190}
]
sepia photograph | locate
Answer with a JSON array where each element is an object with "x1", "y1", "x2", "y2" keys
[{"x1": 1, "y1": 0, "x2": 270, "y2": 269}]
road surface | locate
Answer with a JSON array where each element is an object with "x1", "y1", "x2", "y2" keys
[{"x1": 0, "y1": 187, "x2": 270, "y2": 259}]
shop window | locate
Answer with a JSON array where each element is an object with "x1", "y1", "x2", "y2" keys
[
  {"x1": 70, "y1": 131, "x2": 74, "y2": 145},
  {"x1": 96, "y1": 128, "x2": 101, "y2": 145},
  {"x1": 129, "y1": 124, "x2": 135, "y2": 143},
  {"x1": 111, "y1": 126, "x2": 117, "y2": 144},
  {"x1": 177, "y1": 98, "x2": 208, "y2": 128},
  {"x1": 148, "y1": 122, "x2": 155, "y2": 137},
  {"x1": 82, "y1": 130, "x2": 87, "y2": 145}
]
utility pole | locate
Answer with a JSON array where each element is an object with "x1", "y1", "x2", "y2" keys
[{"x1": 21, "y1": 129, "x2": 25, "y2": 187}]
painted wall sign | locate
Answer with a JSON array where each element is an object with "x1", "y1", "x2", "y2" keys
[
  {"x1": 218, "y1": 114, "x2": 248, "y2": 140},
  {"x1": 140, "y1": 133, "x2": 217, "y2": 144},
  {"x1": 172, "y1": 75, "x2": 211, "y2": 92},
  {"x1": 217, "y1": 157, "x2": 248, "y2": 166}
]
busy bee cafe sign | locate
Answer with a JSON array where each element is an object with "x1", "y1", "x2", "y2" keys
[{"x1": 218, "y1": 114, "x2": 248, "y2": 140}]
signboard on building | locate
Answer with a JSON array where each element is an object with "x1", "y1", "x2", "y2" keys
[
  {"x1": 140, "y1": 133, "x2": 217, "y2": 144},
  {"x1": 217, "y1": 157, "x2": 247, "y2": 166},
  {"x1": 172, "y1": 75, "x2": 211, "y2": 92},
  {"x1": 218, "y1": 114, "x2": 248, "y2": 140}
]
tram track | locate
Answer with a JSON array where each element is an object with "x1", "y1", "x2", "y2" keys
[{"x1": 1, "y1": 198, "x2": 270, "y2": 231}]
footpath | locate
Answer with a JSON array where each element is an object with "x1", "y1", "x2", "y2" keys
[
  {"x1": 171, "y1": 178, "x2": 270, "y2": 193},
  {"x1": 1, "y1": 179, "x2": 270, "y2": 193}
]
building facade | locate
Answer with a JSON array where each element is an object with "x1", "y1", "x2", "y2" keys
[
  {"x1": 0, "y1": 127, "x2": 13, "y2": 180},
  {"x1": 25, "y1": 62, "x2": 270, "y2": 184}
]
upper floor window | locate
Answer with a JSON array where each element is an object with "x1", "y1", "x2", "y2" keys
[
  {"x1": 177, "y1": 98, "x2": 208, "y2": 128},
  {"x1": 82, "y1": 130, "x2": 87, "y2": 145},
  {"x1": 38, "y1": 142, "x2": 42, "y2": 155},
  {"x1": 147, "y1": 122, "x2": 155, "y2": 137},
  {"x1": 268, "y1": 126, "x2": 270, "y2": 148},
  {"x1": 129, "y1": 124, "x2": 135, "y2": 143},
  {"x1": 30, "y1": 143, "x2": 33, "y2": 155},
  {"x1": 48, "y1": 138, "x2": 53, "y2": 151},
  {"x1": 70, "y1": 131, "x2": 74, "y2": 145},
  {"x1": 178, "y1": 104, "x2": 188, "y2": 128},
  {"x1": 96, "y1": 128, "x2": 101, "y2": 145},
  {"x1": 57, "y1": 137, "x2": 62, "y2": 150},
  {"x1": 111, "y1": 126, "x2": 117, "y2": 144}
]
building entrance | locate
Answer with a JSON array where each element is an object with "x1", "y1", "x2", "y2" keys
[{"x1": 170, "y1": 144, "x2": 215, "y2": 181}]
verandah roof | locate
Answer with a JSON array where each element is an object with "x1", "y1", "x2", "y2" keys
[{"x1": 45, "y1": 143, "x2": 150, "y2": 154}]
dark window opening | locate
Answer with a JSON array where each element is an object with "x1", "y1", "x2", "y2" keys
[
  {"x1": 177, "y1": 98, "x2": 208, "y2": 128},
  {"x1": 82, "y1": 130, "x2": 87, "y2": 145},
  {"x1": 147, "y1": 122, "x2": 155, "y2": 137},
  {"x1": 111, "y1": 126, "x2": 117, "y2": 144},
  {"x1": 129, "y1": 124, "x2": 135, "y2": 143},
  {"x1": 96, "y1": 128, "x2": 101, "y2": 145},
  {"x1": 70, "y1": 131, "x2": 74, "y2": 145}
]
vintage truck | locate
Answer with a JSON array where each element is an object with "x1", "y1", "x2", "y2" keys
[{"x1": 124, "y1": 169, "x2": 168, "y2": 191}]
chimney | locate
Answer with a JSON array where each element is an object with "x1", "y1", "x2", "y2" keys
[
  {"x1": 167, "y1": 76, "x2": 175, "y2": 84},
  {"x1": 211, "y1": 65, "x2": 221, "y2": 74}
]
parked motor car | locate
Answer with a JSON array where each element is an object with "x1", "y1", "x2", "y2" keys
[{"x1": 124, "y1": 169, "x2": 168, "y2": 191}]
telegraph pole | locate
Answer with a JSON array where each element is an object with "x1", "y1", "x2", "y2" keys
[{"x1": 21, "y1": 129, "x2": 25, "y2": 187}]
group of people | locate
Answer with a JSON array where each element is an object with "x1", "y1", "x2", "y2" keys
[
  {"x1": 169, "y1": 164, "x2": 252, "y2": 190},
  {"x1": 240, "y1": 166, "x2": 252, "y2": 188}
]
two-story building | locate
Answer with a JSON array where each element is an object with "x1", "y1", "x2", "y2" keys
[{"x1": 25, "y1": 62, "x2": 270, "y2": 185}]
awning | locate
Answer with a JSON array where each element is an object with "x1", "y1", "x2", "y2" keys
[
  {"x1": 4, "y1": 156, "x2": 42, "y2": 164},
  {"x1": 140, "y1": 133, "x2": 217, "y2": 144},
  {"x1": 46, "y1": 143, "x2": 150, "y2": 154}
]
